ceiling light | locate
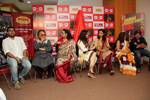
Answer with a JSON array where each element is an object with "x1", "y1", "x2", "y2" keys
[
  {"x1": 19, "y1": 0, "x2": 32, "y2": 4},
  {"x1": 26, "y1": 0, "x2": 31, "y2": 4}
]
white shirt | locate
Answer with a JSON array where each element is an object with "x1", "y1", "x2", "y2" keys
[
  {"x1": 77, "y1": 40, "x2": 88, "y2": 56},
  {"x1": 0, "y1": 88, "x2": 6, "y2": 100},
  {"x1": 2, "y1": 36, "x2": 27, "y2": 59}
]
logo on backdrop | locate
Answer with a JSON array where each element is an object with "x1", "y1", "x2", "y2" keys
[{"x1": 16, "y1": 16, "x2": 31, "y2": 24}]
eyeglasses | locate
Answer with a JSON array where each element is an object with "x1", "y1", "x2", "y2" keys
[{"x1": 40, "y1": 34, "x2": 46, "y2": 36}]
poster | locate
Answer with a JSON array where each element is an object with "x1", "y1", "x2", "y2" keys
[
  {"x1": 12, "y1": 13, "x2": 33, "y2": 37},
  {"x1": 122, "y1": 13, "x2": 144, "y2": 34},
  {"x1": 12, "y1": 13, "x2": 34, "y2": 59}
]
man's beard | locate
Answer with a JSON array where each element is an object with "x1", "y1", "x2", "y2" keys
[{"x1": 9, "y1": 35, "x2": 15, "y2": 38}]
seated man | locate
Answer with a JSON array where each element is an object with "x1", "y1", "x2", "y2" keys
[
  {"x1": 130, "y1": 30, "x2": 150, "y2": 72},
  {"x1": 2, "y1": 27, "x2": 31, "y2": 89}
]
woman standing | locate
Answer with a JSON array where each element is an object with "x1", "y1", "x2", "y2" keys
[{"x1": 32, "y1": 30, "x2": 54, "y2": 79}]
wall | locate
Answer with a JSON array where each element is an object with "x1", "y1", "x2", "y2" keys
[
  {"x1": 58, "y1": 0, "x2": 102, "y2": 6},
  {"x1": 136, "y1": 0, "x2": 150, "y2": 50},
  {"x1": 0, "y1": 7, "x2": 17, "y2": 12},
  {"x1": 103, "y1": 0, "x2": 136, "y2": 40}
]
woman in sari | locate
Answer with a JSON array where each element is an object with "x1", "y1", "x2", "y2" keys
[
  {"x1": 91, "y1": 29, "x2": 114, "y2": 75},
  {"x1": 55, "y1": 29, "x2": 77, "y2": 83}
]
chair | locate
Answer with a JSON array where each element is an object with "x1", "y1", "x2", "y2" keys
[{"x1": 0, "y1": 65, "x2": 11, "y2": 89}]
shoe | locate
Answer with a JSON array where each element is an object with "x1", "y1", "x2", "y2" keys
[
  {"x1": 14, "y1": 81, "x2": 21, "y2": 90},
  {"x1": 103, "y1": 64, "x2": 107, "y2": 68},
  {"x1": 136, "y1": 69, "x2": 141, "y2": 73},
  {"x1": 110, "y1": 70, "x2": 115, "y2": 76},
  {"x1": 19, "y1": 77, "x2": 25, "y2": 84},
  {"x1": 88, "y1": 72, "x2": 96, "y2": 79}
]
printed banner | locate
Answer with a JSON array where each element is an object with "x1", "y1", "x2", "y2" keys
[
  {"x1": 12, "y1": 13, "x2": 32, "y2": 36},
  {"x1": 44, "y1": 21, "x2": 57, "y2": 29},
  {"x1": 58, "y1": 21, "x2": 70, "y2": 29},
  {"x1": 44, "y1": 5, "x2": 57, "y2": 13},
  {"x1": 58, "y1": 5, "x2": 69, "y2": 13},
  {"x1": 93, "y1": 14, "x2": 104, "y2": 21},
  {"x1": 82, "y1": 6, "x2": 93, "y2": 14},
  {"x1": 93, "y1": 7, "x2": 104, "y2": 14},
  {"x1": 44, "y1": 14, "x2": 57, "y2": 21},
  {"x1": 84, "y1": 14, "x2": 93, "y2": 22},
  {"x1": 32, "y1": 5, "x2": 114, "y2": 43},
  {"x1": 57, "y1": 13, "x2": 70, "y2": 21},
  {"x1": 33, "y1": 14, "x2": 44, "y2": 29},
  {"x1": 12, "y1": 13, "x2": 34, "y2": 59},
  {"x1": 85, "y1": 22, "x2": 93, "y2": 29},
  {"x1": 32, "y1": 5, "x2": 44, "y2": 13},
  {"x1": 122, "y1": 13, "x2": 144, "y2": 34},
  {"x1": 93, "y1": 21, "x2": 104, "y2": 29},
  {"x1": 104, "y1": 7, "x2": 114, "y2": 14},
  {"x1": 70, "y1": 6, "x2": 81, "y2": 14}
]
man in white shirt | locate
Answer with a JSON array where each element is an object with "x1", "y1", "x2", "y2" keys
[{"x1": 2, "y1": 27, "x2": 31, "y2": 90}]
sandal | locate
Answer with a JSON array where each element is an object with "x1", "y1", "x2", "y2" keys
[{"x1": 88, "y1": 72, "x2": 96, "y2": 79}]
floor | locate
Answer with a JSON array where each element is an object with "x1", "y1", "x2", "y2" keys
[{"x1": 0, "y1": 65, "x2": 150, "y2": 100}]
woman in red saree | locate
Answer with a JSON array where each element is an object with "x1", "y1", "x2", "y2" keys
[{"x1": 55, "y1": 29, "x2": 77, "y2": 83}]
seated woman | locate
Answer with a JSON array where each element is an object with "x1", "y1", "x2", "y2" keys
[
  {"x1": 91, "y1": 29, "x2": 114, "y2": 75},
  {"x1": 32, "y1": 30, "x2": 54, "y2": 79},
  {"x1": 55, "y1": 29, "x2": 77, "y2": 83},
  {"x1": 77, "y1": 30, "x2": 97, "y2": 78},
  {"x1": 116, "y1": 32, "x2": 135, "y2": 72}
]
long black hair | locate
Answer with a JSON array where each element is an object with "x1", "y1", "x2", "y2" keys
[
  {"x1": 117, "y1": 32, "x2": 126, "y2": 43},
  {"x1": 63, "y1": 29, "x2": 73, "y2": 40},
  {"x1": 125, "y1": 31, "x2": 130, "y2": 41},
  {"x1": 76, "y1": 30, "x2": 88, "y2": 56},
  {"x1": 98, "y1": 29, "x2": 107, "y2": 42},
  {"x1": 78, "y1": 30, "x2": 88, "y2": 43},
  {"x1": 134, "y1": 30, "x2": 142, "y2": 36}
]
